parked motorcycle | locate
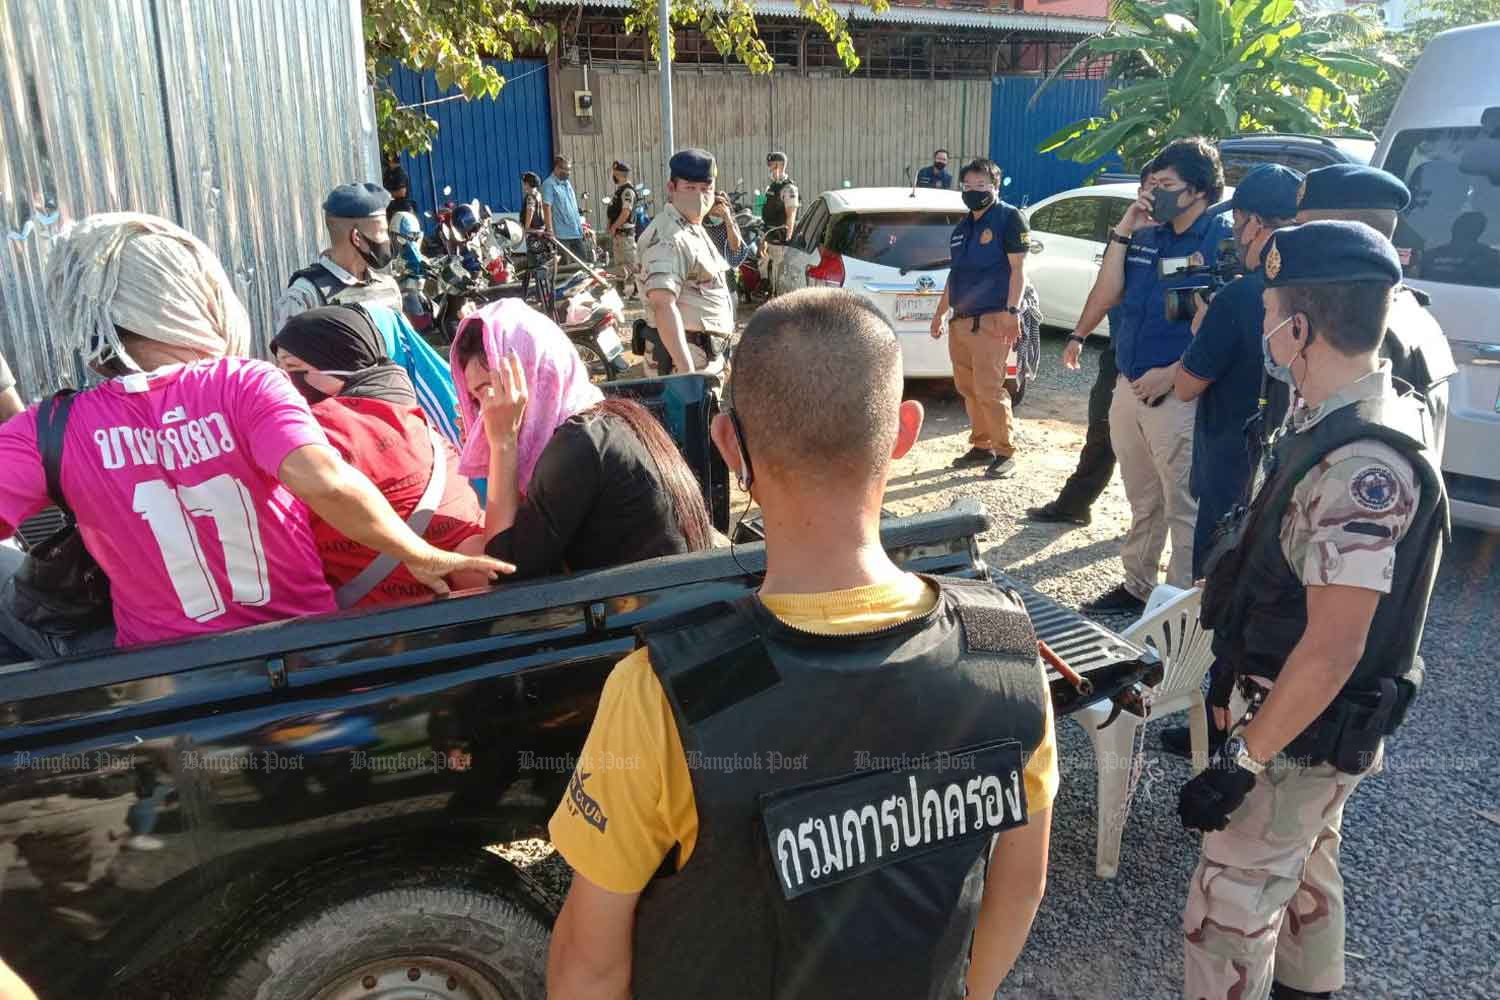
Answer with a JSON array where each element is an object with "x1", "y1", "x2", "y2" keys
[{"x1": 525, "y1": 233, "x2": 629, "y2": 381}]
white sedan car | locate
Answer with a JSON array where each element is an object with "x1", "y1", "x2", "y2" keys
[
  {"x1": 1020, "y1": 182, "x2": 1139, "y2": 335},
  {"x1": 777, "y1": 187, "x2": 1024, "y2": 397}
]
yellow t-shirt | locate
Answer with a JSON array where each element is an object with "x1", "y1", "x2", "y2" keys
[{"x1": 548, "y1": 574, "x2": 1059, "y2": 894}]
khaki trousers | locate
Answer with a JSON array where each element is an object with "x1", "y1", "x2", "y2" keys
[
  {"x1": 1183, "y1": 686, "x2": 1377, "y2": 998},
  {"x1": 947, "y1": 315, "x2": 1016, "y2": 457},
  {"x1": 1108, "y1": 378, "x2": 1197, "y2": 597}
]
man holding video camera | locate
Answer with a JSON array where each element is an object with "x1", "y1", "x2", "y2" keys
[
  {"x1": 1174, "y1": 164, "x2": 1303, "y2": 576},
  {"x1": 1079, "y1": 138, "x2": 1234, "y2": 615}
]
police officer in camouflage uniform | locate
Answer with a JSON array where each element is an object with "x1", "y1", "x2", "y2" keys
[
  {"x1": 1179, "y1": 222, "x2": 1448, "y2": 1000},
  {"x1": 1294, "y1": 164, "x2": 1457, "y2": 458},
  {"x1": 605, "y1": 160, "x2": 640, "y2": 299},
  {"x1": 637, "y1": 149, "x2": 735, "y2": 375},
  {"x1": 276, "y1": 183, "x2": 403, "y2": 331}
]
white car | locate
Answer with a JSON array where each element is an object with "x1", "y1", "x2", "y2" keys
[
  {"x1": 1021, "y1": 182, "x2": 1141, "y2": 335},
  {"x1": 778, "y1": 187, "x2": 1024, "y2": 398},
  {"x1": 1374, "y1": 20, "x2": 1500, "y2": 532}
]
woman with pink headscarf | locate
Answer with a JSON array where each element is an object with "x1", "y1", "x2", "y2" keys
[{"x1": 450, "y1": 299, "x2": 713, "y2": 579}]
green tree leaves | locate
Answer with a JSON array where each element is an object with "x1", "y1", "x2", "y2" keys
[
  {"x1": 367, "y1": 0, "x2": 890, "y2": 156},
  {"x1": 1033, "y1": 0, "x2": 1394, "y2": 169}
]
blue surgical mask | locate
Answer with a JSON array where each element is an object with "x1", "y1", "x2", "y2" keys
[{"x1": 1262, "y1": 315, "x2": 1297, "y2": 386}]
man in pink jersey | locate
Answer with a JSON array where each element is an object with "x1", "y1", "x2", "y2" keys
[{"x1": 0, "y1": 213, "x2": 509, "y2": 656}]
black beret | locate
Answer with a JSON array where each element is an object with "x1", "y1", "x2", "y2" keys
[
  {"x1": 1231, "y1": 164, "x2": 1303, "y2": 219},
  {"x1": 612, "y1": 160, "x2": 632, "y2": 173},
  {"x1": 1262, "y1": 220, "x2": 1402, "y2": 288},
  {"x1": 669, "y1": 148, "x2": 717, "y2": 183},
  {"x1": 324, "y1": 182, "x2": 391, "y2": 219},
  {"x1": 767, "y1": 150, "x2": 788, "y2": 164},
  {"x1": 1297, "y1": 164, "x2": 1411, "y2": 213}
]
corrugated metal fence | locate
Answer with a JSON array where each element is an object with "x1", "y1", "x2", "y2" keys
[
  {"x1": 989, "y1": 76, "x2": 1116, "y2": 207},
  {"x1": 564, "y1": 66, "x2": 993, "y2": 230},
  {"x1": 387, "y1": 60, "x2": 553, "y2": 218},
  {"x1": 0, "y1": 0, "x2": 377, "y2": 399}
]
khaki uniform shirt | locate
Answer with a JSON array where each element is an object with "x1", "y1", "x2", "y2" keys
[
  {"x1": 637, "y1": 204, "x2": 733, "y2": 335},
  {"x1": 274, "y1": 255, "x2": 403, "y2": 332},
  {"x1": 1270, "y1": 364, "x2": 1421, "y2": 593}
]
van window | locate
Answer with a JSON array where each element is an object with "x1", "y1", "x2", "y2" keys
[
  {"x1": 826, "y1": 211, "x2": 966, "y2": 270},
  {"x1": 1385, "y1": 127, "x2": 1500, "y2": 288}
]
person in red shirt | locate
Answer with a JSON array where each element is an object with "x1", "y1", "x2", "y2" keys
[{"x1": 272, "y1": 306, "x2": 488, "y2": 607}]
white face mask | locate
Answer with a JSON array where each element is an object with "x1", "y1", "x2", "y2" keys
[{"x1": 673, "y1": 189, "x2": 713, "y2": 222}]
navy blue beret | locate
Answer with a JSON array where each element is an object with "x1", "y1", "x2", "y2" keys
[
  {"x1": 1231, "y1": 164, "x2": 1304, "y2": 220},
  {"x1": 1262, "y1": 220, "x2": 1402, "y2": 288},
  {"x1": 613, "y1": 160, "x2": 632, "y2": 173},
  {"x1": 669, "y1": 148, "x2": 717, "y2": 183},
  {"x1": 766, "y1": 150, "x2": 788, "y2": 164},
  {"x1": 1297, "y1": 164, "x2": 1411, "y2": 213},
  {"x1": 324, "y1": 182, "x2": 391, "y2": 219}
]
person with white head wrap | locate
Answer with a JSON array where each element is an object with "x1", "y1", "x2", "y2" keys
[
  {"x1": 0, "y1": 213, "x2": 511, "y2": 655},
  {"x1": 44, "y1": 212, "x2": 251, "y2": 376}
]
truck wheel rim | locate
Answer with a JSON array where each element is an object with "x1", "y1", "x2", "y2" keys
[{"x1": 313, "y1": 955, "x2": 507, "y2": 1000}]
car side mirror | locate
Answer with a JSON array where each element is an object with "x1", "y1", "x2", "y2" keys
[{"x1": 1028, "y1": 240, "x2": 1044, "y2": 255}]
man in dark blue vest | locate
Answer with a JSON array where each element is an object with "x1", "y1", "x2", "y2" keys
[
  {"x1": 1179, "y1": 222, "x2": 1447, "y2": 1000},
  {"x1": 546, "y1": 288, "x2": 1057, "y2": 999}
]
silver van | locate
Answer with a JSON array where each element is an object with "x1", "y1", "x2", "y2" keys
[{"x1": 1375, "y1": 21, "x2": 1500, "y2": 531}]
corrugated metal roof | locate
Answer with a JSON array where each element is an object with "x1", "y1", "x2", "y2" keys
[{"x1": 537, "y1": 0, "x2": 1107, "y2": 35}]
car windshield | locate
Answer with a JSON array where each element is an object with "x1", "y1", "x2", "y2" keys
[
  {"x1": 1386, "y1": 127, "x2": 1500, "y2": 289},
  {"x1": 827, "y1": 211, "x2": 966, "y2": 270}
]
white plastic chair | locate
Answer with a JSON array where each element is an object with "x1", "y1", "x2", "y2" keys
[{"x1": 1076, "y1": 584, "x2": 1216, "y2": 879}]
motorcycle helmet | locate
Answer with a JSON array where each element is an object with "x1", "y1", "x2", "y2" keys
[
  {"x1": 493, "y1": 217, "x2": 523, "y2": 249},
  {"x1": 391, "y1": 211, "x2": 423, "y2": 248},
  {"x1": 452, "y1": 202, "x2": 482, "y2": 239}
]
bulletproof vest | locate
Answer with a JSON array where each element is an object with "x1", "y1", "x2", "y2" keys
[
  {"x1": 630, "y1": 576, "x2": 1048, "y2": 1000},
  {"x1": 287, "y1": 262, "x2": 401, "y2": 312},
  {"x1": 1381, "y1": 286, "x2": 1457, "y2": 397},
  {"x1": 763, "y1": 178, "x2": 792, "y2": 229},
  {"x1": 607, "y1": 183, "x2": 634, "y2": 227},
  {"x1": 1205, "y1": 388, "x2": 1447, "y2": 707}
]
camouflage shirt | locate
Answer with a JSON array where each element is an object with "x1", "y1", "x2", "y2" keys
[{"x1": 1272, "y1": 364, "x2": 1421, "y2": 593}]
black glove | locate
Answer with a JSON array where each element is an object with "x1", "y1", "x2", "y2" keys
[
  {"x1": 1178, "y1": 743, "x2": 1257, "y2": 833},
  {"x1": 1207, "y1": 663, "x2": 1236, "y2": 712}
]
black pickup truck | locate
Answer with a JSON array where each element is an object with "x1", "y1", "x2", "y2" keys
[{"x1": 0, "y1": 375, "x2": 1153, "y2": 1000}]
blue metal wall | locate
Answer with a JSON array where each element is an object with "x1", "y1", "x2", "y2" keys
[
  {"x1": 387, "y1": 60, "x2": 552, "y2": 218},
  {"x1": 990, "y1": 76, "x2": 1118, "y2": 208}
]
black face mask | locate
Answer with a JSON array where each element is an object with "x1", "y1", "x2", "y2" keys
[
  {"x1": 962, "y1": 189, "x2": 996, "y2": 212},
  {"x1": 286, "y1": 371, "x2": 330, "y2": 406},
  {"x1": 1151, "y1": 187, "x2": 1192, "y2": 225},
  {"x1": 354, "y1": 232, "x2": 393, "y2": 270},
  {"x1": 934, "y1": 162, "x2": 948, "y2": 173}
]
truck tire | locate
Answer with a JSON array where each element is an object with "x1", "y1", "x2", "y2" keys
[{"x1": 209, "y1": 862, "x2": 550, "y2": 1000}]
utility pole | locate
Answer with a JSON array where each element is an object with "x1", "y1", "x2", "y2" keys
[{"x1": 658, "y1": 0, "x2": 674, "y2": 169}]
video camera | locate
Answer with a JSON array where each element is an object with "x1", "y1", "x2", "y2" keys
[{"x1": 1160, "y1": 237, "x2": 1242, "y2": 323}]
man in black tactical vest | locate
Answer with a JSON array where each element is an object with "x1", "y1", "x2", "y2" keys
[
  {"x1": 274, "y1": 182, "x2": 403, "y2": 331},
  {"x1": 1178, "y1": 222, "x2": 1448, "y2": 1000},
  {"x1": 605, "y1": 160, "x2": 640, "y2": 299},
  {"x1": 546, "y1": 288, "x2": 1058, "y2": 999},
  {"x1": 762, "y1": 151, "x2": 799, "y2": 295},
  {"x1": 1294, "y1": 163, "x2": 1457, "y2": 458}
]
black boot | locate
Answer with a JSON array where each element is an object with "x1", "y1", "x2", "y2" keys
[{"x1": 1270, "y1": 984, "x2": 1333, "y2": 999}]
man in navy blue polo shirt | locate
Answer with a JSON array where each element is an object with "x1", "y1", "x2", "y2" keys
[
  {"x1": 1073, "y1": 138, "x2": 1233, "y2": 614},
  {"x1": 1174, "y1": 164, "x2": 1303, "y2": 576},
  {"x1": 929, "y1": 158, "x2": 1030, "y2": 479}
]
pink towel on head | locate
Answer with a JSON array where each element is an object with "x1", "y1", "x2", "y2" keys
[{"x1": 449, "y1": 298, "x2": 604, "y2": 488}]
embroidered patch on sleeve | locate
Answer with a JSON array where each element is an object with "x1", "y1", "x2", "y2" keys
[{"x1": 1349, "y1": 465, "x2": 1398, "y2": 512}]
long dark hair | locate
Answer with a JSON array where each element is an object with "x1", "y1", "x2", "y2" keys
[{"x1": 589, "y1": 398, "x2": 714, "y2": 552}]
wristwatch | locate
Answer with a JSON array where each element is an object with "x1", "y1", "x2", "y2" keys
[
  {"x1": 1110, "y1": 231, "x2": 1132, "y2": 246},
  {"x1": 1067, "y1": 334, "x2": 1087, "y2": 346},
  {"x1": 1223, "y1": 735, "x2": 1265, "y2": 775},
  {"x1": 1003, "y1": 305, "x2": 1020, "y2": 315}
]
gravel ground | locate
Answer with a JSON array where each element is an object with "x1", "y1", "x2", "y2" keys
[{"x1": 509, "y1": 328, "x2": 1500, "y2": 998}]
